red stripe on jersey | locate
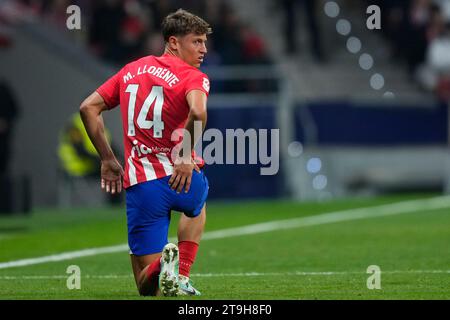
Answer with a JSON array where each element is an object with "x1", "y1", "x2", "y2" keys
[
  {"x1": 152, "y1": 161, "x2": 167, "y2": 179},
  {"x1": 135, "y1": 158, "x2": 150, "y2": 187}
]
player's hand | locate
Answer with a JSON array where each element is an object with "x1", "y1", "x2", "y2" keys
[
  {"x1": 168, "y1": 157, "x2": 200, "y2": 194},
  {"x1": 101, "y1": 158, "x2": 124, "y2": 194}
]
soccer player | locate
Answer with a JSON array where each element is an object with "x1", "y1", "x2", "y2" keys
[{"x1": 79, "y1": 9, "x2": 211, "y2": 296}]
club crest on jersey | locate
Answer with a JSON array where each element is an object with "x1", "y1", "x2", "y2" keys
[{"x1": 202, "y1": 78, "x2": 210, "y2": 92}]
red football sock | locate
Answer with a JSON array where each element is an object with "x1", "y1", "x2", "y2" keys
[
  {"x1": 178, "y1": 241, "x2": 199, "y2": 278},
  {"x1": 145, "y1": 258, "x2": 161, "y2": 295}
]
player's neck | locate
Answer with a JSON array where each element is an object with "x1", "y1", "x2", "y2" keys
[
  {"x1": 164, "y1": 47, "x2": 194, "y2": 68},
  {"x1": 164, "y1": 47, "x2": 180, "y2": 59}
]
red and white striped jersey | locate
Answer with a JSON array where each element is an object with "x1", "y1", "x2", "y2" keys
[{"x1": 96, "y1": 53, "x2": 210, "y2": 189}]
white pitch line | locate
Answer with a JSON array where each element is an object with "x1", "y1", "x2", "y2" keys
[
  {"x1": 1, "y1": 270, "x2": 449, "y2": 280},
  {"x1": 191, "y1": 270, "x2": 450, "y2": 277},
  {"x1": 0, "y1": 245, "x2": 129, "y2": 270},
  {"x1": 1, "y1": 195, "x2": 450, "y2": 270},
  {"x1": 201, "y1": 195, "x2": 450, "y2": 240}
]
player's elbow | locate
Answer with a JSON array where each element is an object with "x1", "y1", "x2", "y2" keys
[
  {"x1": 79, "y1": 95, "x2": 93, "y2": 113},
  {"x1": 80, "y1": 92, "x2": 106, "y2": 117},
  {"x1": 79, "y1": 100, "x2": 99, "y2": 119},
  {"x1": 79, "y1": 101, "x2": 99, "y2": 125},
  {"x1": 79, "y1": 101, "x2": 89, "y2": 115},
  {"x1": 189, "y1": 108, "x2": 207, "y2": 122}
]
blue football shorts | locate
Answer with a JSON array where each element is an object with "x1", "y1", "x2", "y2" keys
[{"x1": 126, "y1": 170, "x2": 209, "y2": 256}]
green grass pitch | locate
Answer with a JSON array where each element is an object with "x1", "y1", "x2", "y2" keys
[{"x1": 0, "y1": 194, "x2": 449, "y2": 300}]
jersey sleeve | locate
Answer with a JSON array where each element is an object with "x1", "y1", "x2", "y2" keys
[
  {"x1": 96, "y1": 72, "x2": 120, "y2": 109},
  {"x1": 185, "y1": 71, "x2": 210, "y2": 97}
]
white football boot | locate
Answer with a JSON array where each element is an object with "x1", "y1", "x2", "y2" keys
[
  {"x1": 158, "y1": 243, "x2": 180, "y2": 297},
  {"x1": 178, "y1": 275, "x2": 201, "y2": 296}
]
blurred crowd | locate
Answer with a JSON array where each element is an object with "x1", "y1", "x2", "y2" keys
[
  {"x1": 5, "y1": 1, "x2": 448, "y2": 100},
  {"x1": 374, "y1": 0, "x2": 450, "y2": 101},
  {"x1": 0, "y1": 0, "x2": 273, "y2": 67},
  {"x1": 0, "y1": 0, "x2": 276, "y2": 93},
  {"x1": 273, "y1": 0, "x2": 325, "y2": 62}
]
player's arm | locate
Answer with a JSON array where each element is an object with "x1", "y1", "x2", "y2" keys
[
  {"x1": 169, "y1": 89, "x2": 207, "y2": 193},
  {"x1": 79, "y1": 91, "x2": 124, "y2": 194},
  {"x1": 184, "y1": 89, "x2": 207, "y2": 152}
]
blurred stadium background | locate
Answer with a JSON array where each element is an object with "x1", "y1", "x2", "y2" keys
[
  {"x1": 0, "y1": 0, "x2": 449, "y2": 300},
  {"x1": 1, "y1": 0, "x2": 450, "y2": 209}
]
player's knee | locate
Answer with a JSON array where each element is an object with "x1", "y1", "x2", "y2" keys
[
  {"x1": 137, "y1": 276, "x2": 158, "y2": 296},
  {"x1": 138, "y1": 287, "x2": 147, "y2": 296},
  {"x1": 138, "y1": 283, "x2": 156, "y2": 296}
]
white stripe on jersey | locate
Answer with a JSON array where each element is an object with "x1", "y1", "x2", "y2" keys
[
  {"x1": 128, "y1": 157, "x2": 138, "y2": 186},
  {"x1": 156, "y1": 153, "x2": 174, "y2": 176},
  {"x1": 140, "y1": 157, "x2": 157, "y2": 180}
]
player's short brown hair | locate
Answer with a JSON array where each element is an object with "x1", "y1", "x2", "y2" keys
[{"x1": 162, "y1": 9, "x2": 212, "y2": 42}]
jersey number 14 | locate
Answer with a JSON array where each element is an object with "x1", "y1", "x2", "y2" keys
[{"x1": 125, "y1": 84, "x2": 164, "y2": 138}]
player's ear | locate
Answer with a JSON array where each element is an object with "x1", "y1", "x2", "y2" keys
[{"x1": 168, "y1": 36, "x2": 179, "y2": 51}]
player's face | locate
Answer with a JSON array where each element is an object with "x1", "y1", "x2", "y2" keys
[{"x1": 176, "y1": 33, "x2": 208, "y2": 68}]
